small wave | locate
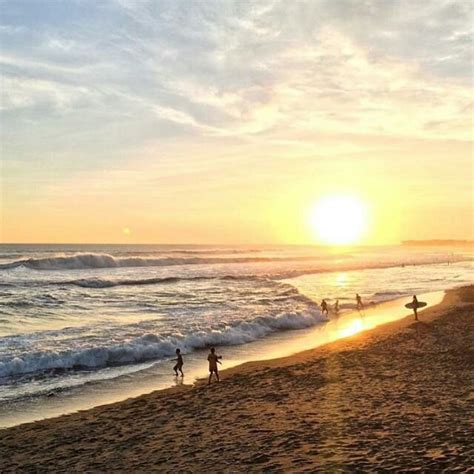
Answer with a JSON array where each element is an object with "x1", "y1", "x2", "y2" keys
[
  {"x1": 65, "y1": 276, "x2": 183, "y2": 289},
  {"x1": 373, "y1": 291, "x2": 406, "y2": 297},
  {"x1": 111, "y1": 248, "x2": 263, "y2": 256},
  {"x1": 0, "y1": 300, "x2": 32, "y2": 308},
  {"x1": 0, "y1": 307, "x2": 325, "y2": 379},
  {"x1": 152, "y1": 248, "x2": 263, "y2": 255},
  {"x1": 0, "y1": 252, "x2": 348, "y2": 271},
  {"x1": 58, "y1": 274, "x2": 262, "y2": 289},
  {"x1": 1, "y1": 294, "x2": 64, "y2": 308}
]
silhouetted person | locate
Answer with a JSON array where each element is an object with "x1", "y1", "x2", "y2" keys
[
  {"x1": 356, "y1": 293, "x2": 364, "y2": 311},
  {"x1": 412, "y1": 295, "x2": 419, "y2": 321},
  {"x1": 321, "y1": 299, "x2": 329, "y2": 316},
  {"x1": 334, "y1": 299, "x2": 340, "y2": 314},
  {"x1": 207, "y1": 347, "x2": 222, "y2": 384},
  {"x1": 173, "y1": 348, "x2": 184, "y2": 377}
]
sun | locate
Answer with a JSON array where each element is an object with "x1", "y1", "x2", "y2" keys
[{"x1": 310, "y1": 195, "x2": 368, "y2": 245}]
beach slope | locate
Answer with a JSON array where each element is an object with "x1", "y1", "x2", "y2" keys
[{"x1": 1, "y1": 286, "x2": 473, "y2": 472}]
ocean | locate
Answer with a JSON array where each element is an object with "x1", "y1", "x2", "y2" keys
[{"x1": 0, "y1": 244, "x2": 472, "y2": 426}]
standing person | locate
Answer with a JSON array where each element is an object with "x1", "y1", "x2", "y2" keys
[
  {"x1": 207, "y1": 347, "x2": 222, "y2": 384},
  {"x1": 173, "y1": 348, "x2": 184, "y2": 377},
  {"x1": 356, "y1": 293, "x2": 364, "y2": 311},
  {"x1": 321, "y1": 299, "x2": 329, "y2": 316},
  {"x1": 412, "y1": 295, "x2": 419, "y2": 321},
  {"x1": 334, "y1": 299, "x2": 340, "y2": 314}
]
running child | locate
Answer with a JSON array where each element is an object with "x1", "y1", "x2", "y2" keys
[{"x1": 173, "y1": 348, "x2": 184, "y2": 377}]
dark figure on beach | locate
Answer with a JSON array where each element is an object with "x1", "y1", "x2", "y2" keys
[
  {"x1": 321, "y1": 299, "x2": 329, "y2": 316},
  {"x1": 334, "y1": 299, "x2": 340, "y2": 314},
  {"x1": 356, "y1": 293, "x2": 364, "y2": 311},
  {"x1": 412, "y1": 295, "x2": 419, "y2": 321},
  {"x1": 207, "y1": 347, "x2": 222, "y2": 384},
  {"x1": 173, "y1": 348, "x2": 184, "y2": 377}
]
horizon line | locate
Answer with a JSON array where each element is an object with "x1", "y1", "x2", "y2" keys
[{"x1": 0, "y1": 240, "x2": 471, "y2": 247}]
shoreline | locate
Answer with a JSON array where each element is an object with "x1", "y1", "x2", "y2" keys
[
  {"x1": 1, "y1": 285, "x2": 472, "y2": 471},
  {"x1": 0, "y1": 290, "x2": 446, "y2": 428}
]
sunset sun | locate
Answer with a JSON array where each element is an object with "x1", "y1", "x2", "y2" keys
[{"x1": 310, "y1": 195, "x2": 368, "y2": 245}]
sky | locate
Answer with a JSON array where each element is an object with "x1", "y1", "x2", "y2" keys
[{"x1": 1, "y1": 0, "x2": 473, "y2": 244}]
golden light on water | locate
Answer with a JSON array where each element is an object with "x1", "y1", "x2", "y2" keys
[
  {"x1": 336, "y1": 273, "x2": 348, "y2": 286},
  {"x1": 310, "y1": 195, "x2": 369, "y2": 245},
  {"x1": 339, "y1": 319, "x2": 365, "y2": 338}
]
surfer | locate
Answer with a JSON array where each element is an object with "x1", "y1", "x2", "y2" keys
[
  {"x1": 334, "y1": 299, "x2": 340, "y2": 314},
  {"x1": 356, "y1": 293, "x2": 364, "y2": 311},
  {"x1": 207, "y1": 347, "x2": 222, "y2": 384},
  {"x1": 405, "y1": 296, "x2": 426, "y2": 320},
  {"x1": 321, "y1": 299, "x2": 329, "y2": 316},
  {"x1": 412, "y1": 295, "x2": 419, "y2": 321},
  {"x1": 173, "y1": 348, "x2": 184, "y2": 377}
]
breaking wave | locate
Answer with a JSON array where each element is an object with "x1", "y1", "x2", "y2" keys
[
  {"x1": 0, "y1": 306, "x2": 325, "y2": 379},
  {"x1": 0, "y1": 252, "x2": 342, "y2": 271}
]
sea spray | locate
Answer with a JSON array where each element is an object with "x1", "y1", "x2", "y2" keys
[
  {"x1": 0, "y1": 252, "x2": 350, "y2": 271},
  {"x1": 0, "y1": 306, "x2": 324, "y2": 378}
]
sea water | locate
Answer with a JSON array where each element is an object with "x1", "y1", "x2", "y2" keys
[{"x1": 0, "y1": 244, "x2": 472, "y2": 426}]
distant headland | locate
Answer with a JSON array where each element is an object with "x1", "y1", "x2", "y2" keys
[{"x1": 402, "y1": 240, "x2": 474, "y2": 247}]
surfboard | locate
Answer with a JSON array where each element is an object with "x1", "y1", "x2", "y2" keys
[{"x1": 405, "y1": 301, "x2": 427, "y2": 309}]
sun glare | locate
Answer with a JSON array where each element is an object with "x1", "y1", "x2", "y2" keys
[{"x1": 310, "y1": 195, "x2": 368, "y2": 245}]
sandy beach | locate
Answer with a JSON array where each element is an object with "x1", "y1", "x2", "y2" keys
[{"x1": 1, "y1": 285, "x2": 472, "y2": 472}]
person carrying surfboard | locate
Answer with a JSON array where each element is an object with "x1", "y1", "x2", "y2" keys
[
  {"x1": 404, "y1": 296, "x2": 427, "y2": 320},
  {"x1": 412, "y1": 295, "x2": 419, "y2": 321}
]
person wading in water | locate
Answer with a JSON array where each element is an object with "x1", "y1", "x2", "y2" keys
[
  {"x1": 321, "y1": 299, "x2": 329, "y2": 316},
  {"x1": 356, "y1": 293, "x2": 364, "y2": 311}
]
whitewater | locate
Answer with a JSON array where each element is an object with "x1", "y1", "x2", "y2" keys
[{"x1": 0, "y1": 243, "x2": 472, "y2": 425}]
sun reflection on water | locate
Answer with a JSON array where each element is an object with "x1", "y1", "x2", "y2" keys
[{"x1": 335, "y1": 273, "x2": 348, "y2": 286}]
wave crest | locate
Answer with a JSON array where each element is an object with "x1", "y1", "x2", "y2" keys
[
  {"x1": 0, "y1": 252, "x2": 349, "y2": 271},
  {"x1": 59, "y1": 274, "x2": 263, "y2": 288},
  {"x1": 0, "y1": 306, "x2": 324, "y2": 379}
]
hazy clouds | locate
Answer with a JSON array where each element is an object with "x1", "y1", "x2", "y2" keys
[{"x1": 1, "y1": 0, "x2": 472, "y2": 242}]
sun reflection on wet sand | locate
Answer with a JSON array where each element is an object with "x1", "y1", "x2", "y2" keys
[
  {"x1": 254, "y1": 290, "x2": 445, "y2": 361},
  {"x1": 338, "y1": 318, "x2": 365, "y2": 338}
]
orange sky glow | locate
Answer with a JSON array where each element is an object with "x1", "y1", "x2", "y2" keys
[{"x1": 1, "y1": 1, "x2": 472, "y2": 245}]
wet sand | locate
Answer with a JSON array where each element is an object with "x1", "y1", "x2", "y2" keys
[{"x1": 1, "y1": 286, "x2": 473, "y2": 472}]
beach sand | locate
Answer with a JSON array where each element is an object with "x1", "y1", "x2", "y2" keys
[{"x1": 1, "y1": 286, "x2": 472, "y2": 472}]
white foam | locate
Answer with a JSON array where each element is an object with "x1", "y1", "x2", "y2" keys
[
  {"x1": 0, "y1": 252, "x2": 343, "y2": 271},
  {"x1": 0, "y1": 307, "x2": 325, "y2": 378}
]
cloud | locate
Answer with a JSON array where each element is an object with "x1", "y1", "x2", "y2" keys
[{"x1": 1, "y1": 0, "x2": 472, "y2": 205}]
